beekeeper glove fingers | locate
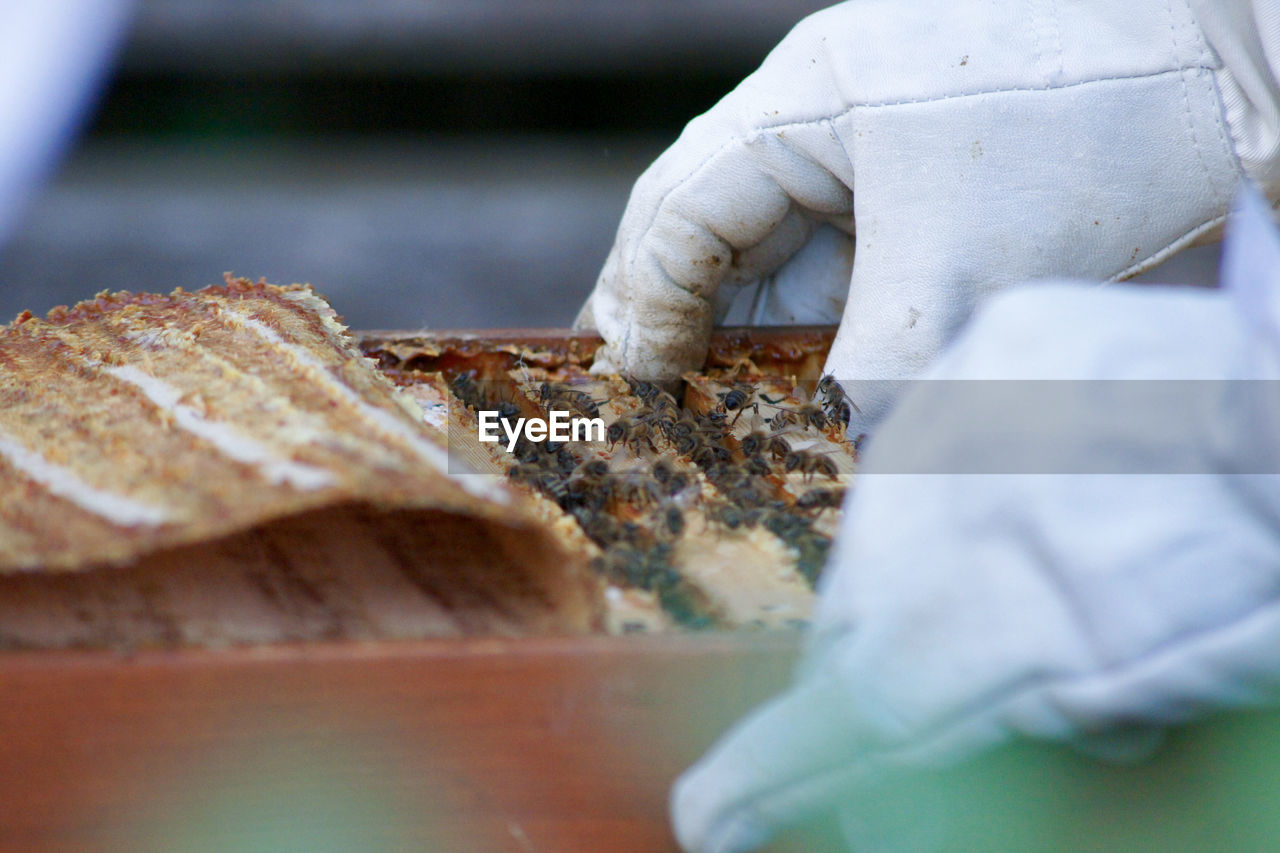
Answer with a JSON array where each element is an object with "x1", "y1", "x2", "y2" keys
[{"x1": 576, "y1": 0, "x2": 1272, "y2": 432}]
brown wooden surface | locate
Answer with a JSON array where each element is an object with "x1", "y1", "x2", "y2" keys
[
  {"x1": 358, "y1": 324, "x2": 838, "y2": 379},
  {"x1": 11, "y1": 631, "x2": 1280, "y2": 853},
  {"x1": 0, "y1": 632, "x2": 814, "y2": 853}
]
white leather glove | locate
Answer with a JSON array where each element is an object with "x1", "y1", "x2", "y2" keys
[
  {"x1": 0, "y1": 1, "x2": 133, "y2": 249},
  {"x1": 576, "y1": 0, "x2": 1280, "y2": 431},
  {"x1": 670, "y1": 188, "x2": 1280, "y2": 853}
]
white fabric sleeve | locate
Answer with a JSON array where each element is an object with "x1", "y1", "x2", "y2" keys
[
  {"x1": 1190, "y1": 0, "x2": 1280, "y2": 190},
  {"x1": 671, "y1": 184, "x2": 1280, "y2": 853}
]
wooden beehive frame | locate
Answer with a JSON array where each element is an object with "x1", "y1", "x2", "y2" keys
[
  {"x1": 0, "y1": 325, "x2": 844, "y2": 852},
  {"x1": 360, "y1": 326, "x2": 856, "y2": 633}
]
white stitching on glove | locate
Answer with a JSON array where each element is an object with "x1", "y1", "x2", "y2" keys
[{"x1": 575, "y1": 0, "x2": 1280, "y2": 431}]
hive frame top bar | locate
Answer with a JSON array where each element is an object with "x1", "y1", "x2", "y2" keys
[
  {"x1": 357, "y1": 324, "x2": 837, "y2": 346},
  {"x1": 357, "y1": 324, "x2": 839, "y2": 374}
]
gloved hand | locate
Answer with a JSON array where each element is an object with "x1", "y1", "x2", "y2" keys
[
  {"x1": 670, "y1": 187, "x2": 1280, "y2": 853},
  {"x1": 576, "y1": 0, "x2": 1280, "y2": 431}
]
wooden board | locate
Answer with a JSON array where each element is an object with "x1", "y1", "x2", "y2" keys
[
  {"x1": 0, "y1": 633, "x2": 814, "y2": 853},
  {"x1": 7, "y1": 632, "x2": 1280, "y2": 852}
]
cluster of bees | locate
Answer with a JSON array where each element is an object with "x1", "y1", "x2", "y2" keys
[{"x1": 448, "y1": 370, "x2": 857, "y2": 627}]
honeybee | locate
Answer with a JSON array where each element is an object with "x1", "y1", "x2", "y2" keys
[
  {"x1": 800, "y1": 402, "x2": 830, "y2": 430},
  {"x1": 705, "y1": 462, "x2": 747, "y2": 490},
  {"x1": 663, "y1": 415, "x2": 698, "y2": 439},
  {"x1": 708, "y1": 503, "x2": 745, "y2": 531},
  {"x1": 506, "y1": 460, "x2": 543, "y2": 488},
  {"x1": 531, "y1": 469, "x2": 569, "y2": 501},
  {"x1": 715, "y1": 383, "x2": 757, "y2": 424},
  {"x1": 571, "y1": 459, "x2": 609, "y2": 479},
  {"x1": 740, "y1": 429, "x2": 770, "y2": 457},
  {"x1": 796, "y1": 487, "x2": 845, "y2": 512},
  {"x1": 616, "y1": 473, "x2": 662, "y2": 506},
  {"x1": 766, "y1": 435, "x2": 792, "y2": 461},
  {"x1": 494, "y1": 400, "x2": 523, "y2": 432},
  {"x1": 673, "y1": 433, "x2": 701, "y2": 456},
  {"x1": 623, "y1": 376, "x2": 678, "y2": 411},
  {"x1": 577, "y1": 510, "x2": 621, "y2": 547},
  {"x1": 536, "y1": 381, "x2": 561, "y2": 405},
  {"x1": 692, "y1": 442, "x2": 732, "y2": 470},
  {"x1": 618, "y1": 520, "x2": 648, "y2": 547},
  {"x1": 566, "y1": 393, "x2": 602, "y2": 419},
  {"x1": 665, "y1": 409, "x2": 727, "y2": 438},
  {"x1": 511, "y1": 440, "x2": 540, "y2": 464},
  {"x1": 698, "y1": 411, "x2": 730, "y2": 431},
  {"x1": 758, "y1": 510, "x2": 831, "y2": 582},
  {"x1": 623, "y1": 376, "x2": 659, "y2": 401},
  {"x1": 763, "y1": 508, "x2": 803, "y2": 539},
  {"x1": 649, "y1": 388, "x2": 682, "y2": 413},
  {"x1": 792, "y1": 532, "x2": 832, "y2": 584},
  {"x1": 815, "y1": 374, "x2": 859, "y2": 427},
  {"x1": 651, "y1": 393, "x2": 680, "y2": 417},
  {"x1": 655, "y1": 502, "x2": 686, "y2": 541},
  {"x1": 691, "y1": 445, "x2": 718, "y2": 469},
  {"x1": 539, "y1": 382, "x2": 602, "y2": 418},
  {"x1": 771, "y1": 403, "x2": 828, "y2": 431},
  {"x1": 597, "y1": 544, "x2": 646, "y2": 587},
  {"x1": 564, "y1": 474, "x2": 595, "y2": 503},
  {"x1": 726, "y1": 484, "x2": 771, "y2": 511},
  {"x1": 664, "y1": 471, "x2": 692, "y2": 497},
  {"x1": 717, "y1": 386, "x2": 749, "y2": 412},
  {"x1": 450, "y1": 372, "x2": 483, "y2": 408},
  {"x1": 607, "y1": 415, "x2": 657, "y2": 452},
  {"x1": 553, "y1": 447, "x2": 579, "y2": 473},
  {"x1": 784, "y1": 449, "x2": 839, "y2": 481}
]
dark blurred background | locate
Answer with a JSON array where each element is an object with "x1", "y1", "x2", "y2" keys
[{"x1": 0, "y1": 0, "x2": 834, "y2": 330}]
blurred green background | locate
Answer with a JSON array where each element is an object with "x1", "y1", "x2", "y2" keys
[{"x1": 0, "y1": 0, "x2": 833, "y2": 330}]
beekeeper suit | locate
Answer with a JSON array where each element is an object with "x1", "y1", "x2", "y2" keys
[{"x1": 574, "y1": 0, "x2": 1280, "y2": 850}]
